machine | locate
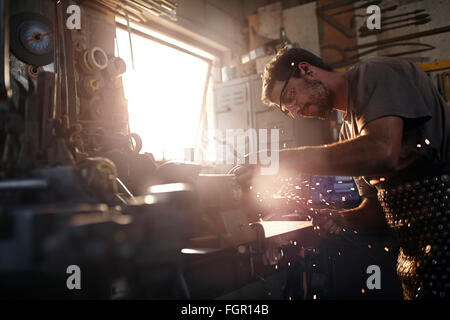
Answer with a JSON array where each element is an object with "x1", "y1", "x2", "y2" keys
[{"x1": 0, "y1": 0, "x2": 402, "y2": 300}]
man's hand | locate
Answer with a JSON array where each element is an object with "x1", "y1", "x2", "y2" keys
[
  {"x1": 229, "y1": 152, "x2": 261, "y2": 188},
  {"x1": 229, "y1": 164, "x2": 259, "y2": 189},
  {"x1": 312, "y1": 209, "x2": 344, "y2": 236}
]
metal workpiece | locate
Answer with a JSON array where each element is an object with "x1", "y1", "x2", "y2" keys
[{"x1": 254, "y1": 221, "x2": 313, "y2": 239}]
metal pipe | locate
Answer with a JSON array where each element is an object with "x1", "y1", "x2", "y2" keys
[
  {"x1": 115, "y1": 177, "x2": 135, "y2": 200},
  {"x1": 58, "y1": 0, "x2": 70, "y2": 119},
  {"x1": 52, "y1": 1, "x2": 61, "y2": 120},
  {"x1": 0, "y1": 0, "x2": 11, "y2": 100},
  {"x1": 125, "y1": 13, "x2": 135, "y2": 70},
  {"x1": 0, "y1": 179, "x2": 48, "y2": 190}
]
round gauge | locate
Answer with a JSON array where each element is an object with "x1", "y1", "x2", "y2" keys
[
  {"x1": 10, "y1": 12, "x2": 54, "y2": 66},
  {"x1": 19, "y1": 21, "x2": 53, "y2": 55}
]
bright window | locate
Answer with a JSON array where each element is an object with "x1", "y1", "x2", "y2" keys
[{"x1": 115, "y1": 23, "x2": 212, "y2": 161}]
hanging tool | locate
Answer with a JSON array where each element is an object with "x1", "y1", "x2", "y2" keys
[
  {"x1": 351, "y1": 9, "x2": 427, "y2": 31},
  {"x1": 346, "y1": 25, "x2": 450, "y2": 51},
  {"x1": 382, "y1": 9, "x2": 425, "y2": 21},
  {"x1": 359, "y1": 17, "x2": 431, "y2": 37},
  {"x1": 380, "y1": 13, "x2": 429, "y2": 27},
  {"x1": 353, "y1": 42, "x2": 435, "y2": 60},
  {"x1": 350, "y1": 5, "x2": 398, "y2": 28},
  {"x1": 125, "y1": 13, "x2": 135, "y2": 70},
  {"x1": 359, "y1": 13, "x2": 430, "y2": 34},
  {"x1": 316, "y1": 0, "x2": 360, "y2": 39},
  {"x1": 324, "y1": 42, "x2": 435, "y2": 68}
]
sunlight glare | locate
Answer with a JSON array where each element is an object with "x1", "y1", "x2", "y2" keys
[{"x1": 116, "y1": 28, "x2": 209, "y2": 160}]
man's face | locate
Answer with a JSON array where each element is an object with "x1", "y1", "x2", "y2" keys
[{"x1": 270, "y1": 76, "x2": 333, "y2": 120}]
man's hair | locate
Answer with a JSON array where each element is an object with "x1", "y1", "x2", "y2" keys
[{"x1": 261, "y1": 47, "x2": 332, "y2": 106}]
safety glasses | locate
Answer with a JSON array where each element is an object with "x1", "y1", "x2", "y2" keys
[{"x1": 278, "y1": 64, "x2": 297, "y2": 118}]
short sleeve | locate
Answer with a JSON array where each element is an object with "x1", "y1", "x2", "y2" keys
[{"x1": 352, "y1": 61, "x2": 432, "y2": 133}]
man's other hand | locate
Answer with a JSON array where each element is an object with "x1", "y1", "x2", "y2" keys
[{"x1": 312, "y1": 209, "x2": 344, "y2": 236}]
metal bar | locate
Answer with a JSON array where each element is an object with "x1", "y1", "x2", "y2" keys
[
  {"x1": 382, "y1": 14, "x2": 429, "y2": 27},
  {"x1": 418, "y1": 59, "x2": 450, "y2": 72},
  {"x1": 383, "y1": 9, "x2": 425, "y2": 21},
  {"x1": 330, "y1": 43, "x2": 436, "y2": 68},
  {"x1": 385, "y1": 46, "x2": 434, "y2": 58},
  {"x1": 316, "y1": 0, "x2": 359, "y2": 40},
  {"x1": 125, "y1": 13, "x2": 135, "y2": 70},
  {"x1": 53, "y1": 0, "x2": 60, "y2": 120},
  {"x1": 0, "y1": 179, "x2": 48, "y2": 190},
  {"x1": 0, "y1": 0, "x2": 11, "y2": 100},
  {"x1": 254, "y1": 221, "x2": 313, "y2": 238},
  {"x1": 348, "y1": 42, "x2": 435, "y2": 60},
  {"x1": 317, "y1": 10, "x2": 355, "y2": 38},
  {"x1": 194, "y1": 61, "x2": 212, "y2": 156},
  {"x1": 58, "y1": 0, "x2": 70, "y2": 120},
  {"x1": 115, "y1": 177, "x2": 135, "y2": 200}
]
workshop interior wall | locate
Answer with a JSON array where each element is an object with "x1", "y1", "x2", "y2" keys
[
  {"x1": 317, "y1": 0, "x2": 359, "y2": 66},
  {"x1": 9, "y1": 0, "x2": 447, "y2": 150},
  {"x1": 176, "y1": 0, "x2": 246, "y2": 55},
  {"x1": 356, "y1": 0, "x2": 450, "y2": 62}
]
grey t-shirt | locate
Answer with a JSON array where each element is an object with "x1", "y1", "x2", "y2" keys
[{"x1": 339, "y1": 57, "x2": 450, "y2": 196}]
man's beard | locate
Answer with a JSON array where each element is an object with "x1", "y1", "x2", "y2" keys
[{"x1": 302, "y1": 78, "x2": 333, "y2": 120}]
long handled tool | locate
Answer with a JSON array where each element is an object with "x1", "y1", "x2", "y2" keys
[{"x1": 359, "y1": 17, "x2": 431, "y2": 37}]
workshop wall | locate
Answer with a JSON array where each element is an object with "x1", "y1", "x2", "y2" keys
[
  {"x1": 355, "y1": 0, "x2": 450, "y2": 62},
  {"x1": 317, "y1": 0, "x2": 359, "y2": 66},
  {"x1": 174, "y1": 1, "x2": 320, "y2": 61},
  {"x1": 176, "y1": 0, "x2": 246, "y2": 55}
]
